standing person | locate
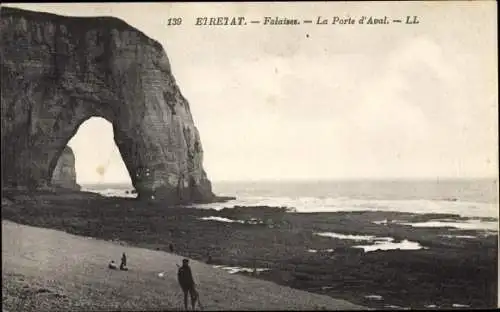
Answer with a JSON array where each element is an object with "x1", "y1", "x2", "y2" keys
[
  {"x1": 120, "y1": 252, "x2": 128, "y2": 271},
  {"x1": 178, "y1": 259, "x2": 198, "y2": 310}
]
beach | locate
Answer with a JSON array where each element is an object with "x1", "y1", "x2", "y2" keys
[
  {"x1": 2, "y1": 219, "x2": 364, "y2": 311},
  {"x1": 2, "y1": 186, "x2": 497, "y2": 310}
]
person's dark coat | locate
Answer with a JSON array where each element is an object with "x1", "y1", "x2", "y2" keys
[{"x1": 178, "y1": 264, "x2": 195, "y2": 290}]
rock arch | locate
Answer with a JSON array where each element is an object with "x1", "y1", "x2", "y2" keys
[{"x1": 1, "y1": 7, "x2": 214, "y2": 203}]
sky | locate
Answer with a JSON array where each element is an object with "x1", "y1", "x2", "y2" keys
[{"x1": 4, "y1": 2, "x2": 498, "y2": 184}]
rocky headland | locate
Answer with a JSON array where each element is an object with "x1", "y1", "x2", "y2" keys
[{"x1": 1, "y1": 7, "x2": 213, "y2": 204}]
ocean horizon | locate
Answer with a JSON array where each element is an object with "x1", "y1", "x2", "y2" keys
[{"x1": 80, "y1": 178, "x2": 499, "y2": 222}]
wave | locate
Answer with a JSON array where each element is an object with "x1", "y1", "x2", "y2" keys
[
  {"x1": 199, "y1": 216, "x2": 264, "y2": 225},
  {"x1": 399, "y1": 220, "x2": 498, "y2": 231},
  {"x1": 191, "y1": 196, "x2": 499, "y2": 219},
  {"x1": 81, "y1": 187, "x2": 137, "y2": 198}
]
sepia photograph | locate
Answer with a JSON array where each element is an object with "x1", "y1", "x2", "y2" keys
[{"x1": 1, "y1": 1, "x2": 498, "y2": 311}]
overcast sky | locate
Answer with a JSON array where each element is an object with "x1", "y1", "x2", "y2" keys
[{"x1": 5, "y1": 2, "x2": 498, "y2": 184}]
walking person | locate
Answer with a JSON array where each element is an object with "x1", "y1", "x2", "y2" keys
[{"x1": 178, "y1": 259, "x2": 199, "y2": 310}]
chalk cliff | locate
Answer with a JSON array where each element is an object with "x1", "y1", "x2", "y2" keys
[
  {"x1": 0, "y1": 7, "x2": 214, "y2": 203},
  {"x1": 51, "y1": 146, "x2": 80, "y2": 190}
]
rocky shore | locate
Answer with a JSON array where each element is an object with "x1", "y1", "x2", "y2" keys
[{"x1": 2, "y1": 190, "x2": 497, "y2": 310}]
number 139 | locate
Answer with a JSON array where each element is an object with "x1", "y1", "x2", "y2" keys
[{"x1": 167, "y1": 18, "x2": 182, "y2": 26}]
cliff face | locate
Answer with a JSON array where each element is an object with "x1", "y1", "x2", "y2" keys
[
  {"x1": 51, "y1": 146, "x2": 80, "y2": 190},
  {"x1": 0, "y1": 7, "x2": 214, "y2": 203}
]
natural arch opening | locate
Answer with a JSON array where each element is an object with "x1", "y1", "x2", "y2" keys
[{"x1": 55, "y1": 117, "x2": 136, "y2": 197}]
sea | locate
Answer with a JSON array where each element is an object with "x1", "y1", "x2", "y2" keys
[
  {"x1": 83, "y1": 178, "x2": 498, "y2": 296},
  {"x1": 81, "y1": 179, "x2": 499, "y2": 221}
]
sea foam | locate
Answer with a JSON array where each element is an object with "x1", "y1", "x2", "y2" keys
[{"x1": 190, "y1": 195, "x2": 498, "y2": 219}]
